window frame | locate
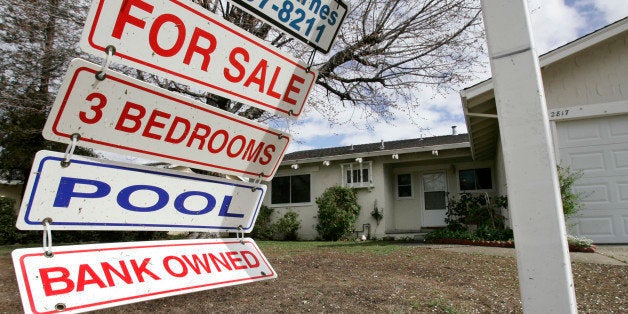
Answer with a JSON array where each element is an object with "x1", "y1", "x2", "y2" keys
[
  {"x1": 458, "y1": 167, "x2": 494, "y2": 191},
  {"x1": 341, "y1": 161, "x2": 373, "y2": 188},
  {"x1": 270, "y1": 174, "x2": 312, "y2": 206},
  {"x1": 396, "y1": 173, "x2": 413, "y2": 199}
]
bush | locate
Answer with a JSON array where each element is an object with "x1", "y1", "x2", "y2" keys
[
  {"x1": 276, "y1": 211, "x2": 300, "y2": 241},
  {"x1": 475, "y1": 225, "x2": 513, "y2": 241},
  {"x1": 316, "y1": 186, "x2": 361, "y2": 241},
  {"x1": 424, "y1": 228, "x2": 478, "y2": 242},
  {"x1": 250, "y1": 205, "x2": 275, "y2": 240},
  {"x1": 558, "y1": 165, "x2": 585, "y2": 220},
  {"x1": 445, "y1": 193, "x2": 508, "y2": 230},
  {"x1": 0, "y1": 197, "x2": 20, "y2": 244}
]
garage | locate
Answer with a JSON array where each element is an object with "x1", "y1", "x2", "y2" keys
[{"x1": 556, "y1": 114, "x2": 628, "y2": 243}]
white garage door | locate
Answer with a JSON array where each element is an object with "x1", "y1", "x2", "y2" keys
[{"x1": 556, "y1": 114, "x2": 628, "y2": 244}]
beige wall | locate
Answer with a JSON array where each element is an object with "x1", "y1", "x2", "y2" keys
[
  {"x1": 542, "y1": 32, "x2": 627, "y2": 109},
  {"x1": 265, "y1": 149, "x2": 487, "y2": 239}
]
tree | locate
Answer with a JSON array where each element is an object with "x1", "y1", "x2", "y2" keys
[
  {"x1": 1, "y1": 0, "x2": 484, "y2": 180},
  {"x1": 0, "y1": 0, "x2": 92, "y2": 182}
]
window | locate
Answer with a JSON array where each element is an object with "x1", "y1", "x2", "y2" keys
[
  {"x1": 459, "y1": 168, "x2": 493, "y2": 190},
  {"x1": 341, "y1": 162, "x2": 372, "y2": 188},
  {"x1": 397, "y1": 174, "x2": 412, "y2": 198},
  {"x1": 271, "y1": 174, "x2": 311, "y2": 204}
]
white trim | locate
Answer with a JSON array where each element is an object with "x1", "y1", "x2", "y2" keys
[
  {"x1": 548, "y1": 100, "x2": 628, "y2": 121},
  {"x1": 395, "y1": 173, "x2": 414, "y2": 199}
]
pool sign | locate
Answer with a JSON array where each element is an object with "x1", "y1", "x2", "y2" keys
[
  {"x1": 16, "y1": 150, "x2": 265, "y2": 232},
  {"x1": 44, "y1": 59, "x2": 290, "y2": 180},
  {"x1": 233, "y1": 0, "x2": 348, "y2": 53},
  {"x1": 80, "y1": 0, "x2": 317, "y2": 118},
  {"x1": 12, "y1": 238, "x2": 276, "y2": 313}
]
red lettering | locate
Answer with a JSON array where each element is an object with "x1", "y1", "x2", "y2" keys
[
  {"x1": 243, "y1": 59, "x2": 268, "y2": 93},
  {"x1": 208, "y1": 129, "x2": 229, "y2": 154},
  {"x1": 259, "y1": 144, "x2": 276, "y2": 165},
  {"x1": 142, "y1": 109, "x2": 170, "y2": 140},
  {"x1": 112, "y1": 0, "x2": 154, "y2": 39},
  {"x1": 224, "y1": 47, "x2": 248, "y2": 83},
  {"x1": 39, "y1": 267, "x2": 75, "y2": 296},
  {"x1": 77, "y1": 264, "x2": 107, "y2": 292},
  {"x1": 266, "y1": 66, "x2": 282, "y2": 99},
  {"x1": 209, "y1": 253, "x2": 232, "y2": 272},
  {"x1": 130, "y1": 258, "x2": 161, "y2": 282},
  {"x1": 101, "y1": 261, "x2": 133, "y2": 287},
  {"x1": 163, "y1": 256, "x2": 188, "y2": 277},
  {"x1": 182, "y1": 254, "x2": 212, "y2": 274},
  {"x1": 186, "y1": 123, "x2": 211, "y2": 149},
  {"x1": 183, "y1": 28, "x2": 217, "y2": 71},
  {"x1": 283, "y1": 74, "x2": 305, "y2": 105},
  {"x1": 226, "y1": 251, "x2": 247, "y2": 270},
  {"x1": 241, "y1": 251, "x2": 260, "y2": 268},
  {"x1": 149, "y1": 14, "x2": 186, "y2": 57},
  {"x1": 115, "y1": 101, "x2": 146, "y2": 133},
  {"x1": 227, "y1": 135, "x2": 246, "y2": 158},
  {"x1": 242, "y1": 140, "x2": 263, "y2": 163},
  {"x1": 165, "y1": 116, "x2": 191, "y2": 144}
]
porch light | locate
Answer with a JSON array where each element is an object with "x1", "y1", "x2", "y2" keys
[
  {"x1": 392, "y1": 154, "x2": 399, "y2": 159},
  {"x1": 323, "y1": 160, "x2": 330, "y2": 166},
  {"x1": 432, "y1": 150, "x2": 439, "y2": 156},
  {"x1": 291, "y1": 164, "x2": 299, "y2": 169},
  {"x1": 355, "y1": 157, "x2": 363, "y2": 163}
]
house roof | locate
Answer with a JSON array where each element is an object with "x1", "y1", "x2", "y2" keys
[
  {"x1": 460, "y1": 17, "x2": 628, "y2": 161},
  {"x1": 282, "y1": 133, "x2": 470, "y2": 164}
]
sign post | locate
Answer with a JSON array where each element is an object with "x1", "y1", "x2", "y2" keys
[{"x1": 481, "y1": 0, "x2": 577, "y2": 312}]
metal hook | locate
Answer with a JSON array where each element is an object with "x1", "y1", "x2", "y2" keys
[
  {"x1": 96, "y1": 45, "x2": 116, "y2": 81},
  {"x1": 42, "y1": 218, "x2": 53, "y2": 257},
  {"x1": 237, "y1": 225, "x2": 245, "y2": 244},
  {"x1": 305, "y1": 49, "x2": 316, "y2": 73},
  {"x1": 61, "y1": 133, "x2": 80, "y2": 167}
]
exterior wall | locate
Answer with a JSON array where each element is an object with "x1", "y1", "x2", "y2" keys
[
  {"x1": 542, "y1": 32, "x2": 627, "y2": 109},
  {"x1": 264, "y1": 156, "x2": 388, "y2": 240}
]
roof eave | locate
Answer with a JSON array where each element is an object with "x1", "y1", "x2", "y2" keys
[{"x1": 281, "y1": 142, "x2": 470, "y2": 165}]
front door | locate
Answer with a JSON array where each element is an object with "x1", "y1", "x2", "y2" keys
[{"x1": 421, "y1": 172, "x2": 448, "y2": 227}]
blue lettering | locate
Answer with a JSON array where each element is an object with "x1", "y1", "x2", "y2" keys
[
  {"x1": 218, "y1": 195, "x2": 244, "y2": 218},
  {"x1": 117, "y1": 185, "x2": 169, "y2": 212},
  {"x1": 174, "y1": 191, "x2": 216, "y2": 215},
  {"x1": 54, "y1": 177, "x2": 111, "y2": 207}
]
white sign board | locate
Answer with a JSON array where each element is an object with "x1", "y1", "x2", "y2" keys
[
  {"x1": 44, "y1": 58, "x2": 290, "y2": 180},
  {"x1": 80, "y1": 0, "x2": 317, "y2": 118},
  {"x1": 16, "y1": 150, "x2": 265, "y2": 232},
  {"x1": 12, "y1": 238, "x2": 276, "y2": 313},
  {"x1": 233, "y1": 0, "x2": 348, "y2": 54}
]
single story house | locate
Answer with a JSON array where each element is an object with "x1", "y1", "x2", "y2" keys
[{"x1": 263, "y1": 17, "x2": 628, "y2": 243}]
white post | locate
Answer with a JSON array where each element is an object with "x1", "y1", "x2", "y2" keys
[{"x1": 480, "y1": 1, "x2": 577, "y2": 312}]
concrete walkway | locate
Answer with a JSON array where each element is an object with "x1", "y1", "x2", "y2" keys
[{"x1": 416, "y1": 244, "x2": 628, "y2": 266}]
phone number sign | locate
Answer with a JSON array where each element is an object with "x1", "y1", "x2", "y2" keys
[{"x1": 234, "y1": 0, "x2": 348, "y2": 54}]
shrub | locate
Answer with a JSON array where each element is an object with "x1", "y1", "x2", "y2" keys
[
  {"x1": 475, "y1": 225, "x2": 513, "y2": 241},
  {"x1": 250, "y1": 205, "x2": 276, "y2": 240},
  {"x1": 276, "y1": 211, "x2": 300, "y2": 241},
  {"x1": 316, "y1": 186, "x2": 361, "y2": 241},
  {"x1": 445, "y1": 193, "x2": 508, "y2": 230},
  {"x1": 424, "y1": 228, "x2": 478, "y2": 242},
  {"x1": 558, "y1": 165, "x2": 585, "y2": 220},
  {"x1": 0, "y1": 197, "x2": 20, "y2": 244}
]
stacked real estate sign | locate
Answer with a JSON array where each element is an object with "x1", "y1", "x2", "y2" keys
[{"x1": 11, "y1": 0, "x2": 347, "y2": 312}]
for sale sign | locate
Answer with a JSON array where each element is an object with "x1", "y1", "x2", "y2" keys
[
  {"x1": 13, "y1": 238, "x2": 276, "y2": 313},
  {"x1": 233, "y1": 0, "x2": 348, "y2": 53},
  {"x1": 16, "y1": 150, "x2": 266, "y2": 232},
  {"x1": 80, "y1": 0, "x2": 317, "y2": 118},
  {"x1": 44, "y1": 59, "x2": 290, "y2": 180}
]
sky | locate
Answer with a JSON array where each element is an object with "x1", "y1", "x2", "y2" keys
[{"x1": 280, "y1": 0, "x2": 628, "y2": 153}]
